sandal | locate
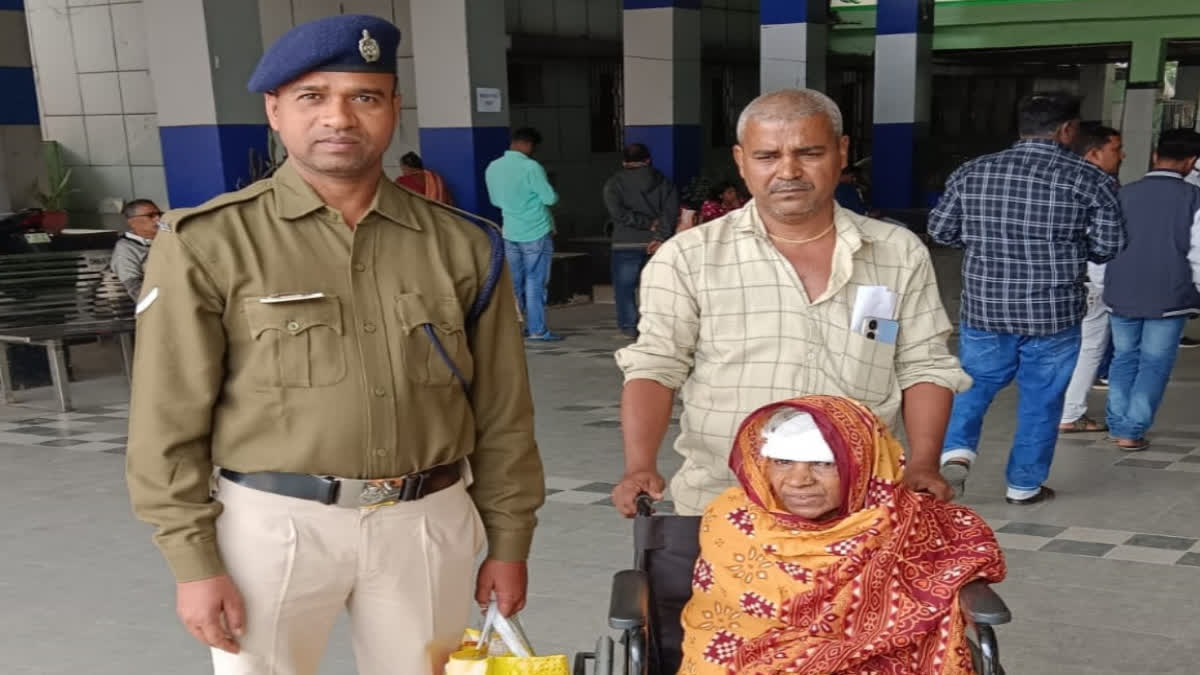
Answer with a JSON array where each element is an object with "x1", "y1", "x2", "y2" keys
[
  {"x1": 1113, "y1": 437, "x2": 1150, "y2": 452},
  {"x1": 1059, "y1": 416, "x2": 1108, "y2": 433}
]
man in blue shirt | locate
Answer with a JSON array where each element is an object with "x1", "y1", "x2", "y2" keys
[
  {"x1": 928, "y1": 92, "x2": 1126, "y2": 505},
  {"x1": 485, "y1": 127, "x2": 562, "y2": 341}
]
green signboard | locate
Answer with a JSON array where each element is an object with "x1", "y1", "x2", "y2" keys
[{"x1": 833, "y1": 0, "x2": 1071, "y2": 8}]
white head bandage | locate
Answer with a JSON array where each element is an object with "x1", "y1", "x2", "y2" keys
[{"x1": 760, "y1": 411, "x2": 835, "y2": 464}]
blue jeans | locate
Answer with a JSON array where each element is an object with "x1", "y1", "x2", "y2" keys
[
  {"x1": 1106, "y1": 314, "x2": 1188, "y2": 440},
  {"x1": 1097, "y1": 338, "x2": 1113, "y2": 380},
  {"x1": 611, "y1": 248, "x2": 649, "y2": 333},
  {"x1": 942, "y1": 323, "x2": 1081, "y2": 494},
  {"x1": 504, "y1": 235, "x2": 554, "y2": 336}
]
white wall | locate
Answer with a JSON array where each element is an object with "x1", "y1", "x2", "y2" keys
[{"x1": 25, "y1": 0, "x2": 166, "y2": 223}]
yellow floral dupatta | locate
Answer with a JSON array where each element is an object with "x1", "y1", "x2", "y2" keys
[{"x1": 679, "y1": 396, "x2": 1006, "y2": 674}]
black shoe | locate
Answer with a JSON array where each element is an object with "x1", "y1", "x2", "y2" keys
[
  {"x1": 1005, "y1": 486, "x2": 1056, "y2": 505},
  {"x1": 1181, "y1": 337, "x2": 1200, "y2": 349}
]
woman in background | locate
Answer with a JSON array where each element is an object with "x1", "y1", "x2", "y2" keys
[
  {"x1": 395, "y1": 151, "x2": 453, "y2": 205},
  {"x1": 699, "y1": 181, "x2": 746, "y2": 223}
]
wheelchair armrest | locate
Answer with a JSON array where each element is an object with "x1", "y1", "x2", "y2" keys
[
  {"x1": 959, "y1": 579, "x2": 1011, "y2": 626},
  {"x1": 608, "y1": 569, "x2": 649, "y2": 631}
]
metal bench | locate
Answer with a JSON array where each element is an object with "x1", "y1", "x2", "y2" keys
[{"x1": 0, "y1": 250, "x2": 135, "y2": 411}]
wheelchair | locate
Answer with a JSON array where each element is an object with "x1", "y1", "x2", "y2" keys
[{"x1": 574, "y1": 496, "x2": 1011, "y2": 675}]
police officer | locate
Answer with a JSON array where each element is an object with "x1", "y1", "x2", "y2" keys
[{"x1": 125, "y1": 15, "x2": 544, "y2": 675}]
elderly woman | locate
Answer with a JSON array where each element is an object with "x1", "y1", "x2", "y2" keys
[{"x1": 680, "y1": 395, "x2": 1005, "y2": 674}]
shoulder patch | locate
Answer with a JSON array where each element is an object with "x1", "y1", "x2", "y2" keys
[
  {"x1": 164, "y1": 180, "x2": 275, "y2": 231},
  {"x1": 391, "y1": 181, "x2": 498, "y2": 232}
]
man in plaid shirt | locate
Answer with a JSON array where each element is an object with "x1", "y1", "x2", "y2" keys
[{"x1": 929, "y1": 92, "x2": 1126, "y2": 505}]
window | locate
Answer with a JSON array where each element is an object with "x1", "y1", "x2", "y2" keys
[
  {"x1": 589, "y1": 61, "x2": 623, "y2": 153},
  {"x1": 509, "y1": 62, "x2": 545, "y2": 105}
]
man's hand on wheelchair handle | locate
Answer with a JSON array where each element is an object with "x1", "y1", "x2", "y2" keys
[{"x1": 612, "y1": 469, "x2": 665, "y2": 517}]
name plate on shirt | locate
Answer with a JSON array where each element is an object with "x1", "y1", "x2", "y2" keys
[{"x1": 259, "y1": 292, "x2": 326, "y2": 304}]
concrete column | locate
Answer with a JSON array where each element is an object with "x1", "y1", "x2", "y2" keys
[
  {"x1": 622, "y1": 0, "x2": 702, "y2": 187},
  {"x1": 410, "y1": 0, "x2": 508, "y2": 219},
  {"x1": 1079, "y1": 63, "x2": 1114, "y2": 123},
  {"x1": 1, "y1": 2, "x2": 40, "y2": 212},
  {"x1": 145, "y1": 0, "x2": 268, "y2": 208},
  {"x1": 759, "y1": 0, "x2": 827, "y2": 93},
  {"x1": 1177, "y1": 65, "x2": 1200, "y2": 130},
  {"x1": 871, "y1": 0, "x2": 934, "y2": 209},
  {"x1": 1119, "y1": 38, "x2": 1165, "y2": 186}
]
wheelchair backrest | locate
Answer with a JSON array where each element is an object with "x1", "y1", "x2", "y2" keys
[{"x1": 634, "y1": 515, "x2": 701, "y2": 675}]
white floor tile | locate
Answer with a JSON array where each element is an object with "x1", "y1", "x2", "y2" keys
[
  {"x1": 545, "y1": 476, "x2": 592, "y2": 491},
  {"x1": 995, "y1": 533, "x2": 1053, "y2": 551},
  {"x1": 1103, "y1": 546, "x2": 1186, "y2": 565},
  {"x1": 1059, "y1": 527, "x2": 1135, "y2": 545},
  {"x1": 545, "y1": 490, "x2": 610, "y2": 505}
]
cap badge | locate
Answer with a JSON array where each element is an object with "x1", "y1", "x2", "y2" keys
[{"x1": 358, "y1": 29, "x2": 380, "y2": 63}]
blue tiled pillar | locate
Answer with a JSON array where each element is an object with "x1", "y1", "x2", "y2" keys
[
  {"x1": 871, "y1": 0, "x2": 934, "y2": 209},
  {"x1": 145, "y1": 1, "x2": 268, "y2": 208},
  {"x1": 759, "y1": 0, "x2": 827, "y2": 93},
  {"x1": 622, "y1": 0, "x2": 702, "y2": 188},
  {"x1": 0, "y1": 1, "x2": 39, "y2": 212},
  {"x1": 410, "y1": 0, "x2": 509, "y2": 220}
]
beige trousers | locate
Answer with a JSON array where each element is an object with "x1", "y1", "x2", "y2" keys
[{"x1": 210, "y1": 476, "x2": 485, "y2": 675}]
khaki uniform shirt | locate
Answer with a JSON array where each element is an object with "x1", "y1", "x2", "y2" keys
[
  {"x1": 615, "y1": 202, "x2": 971, "y2": 515},
  {"x1": 126, "y1": 161, "x2": 544, "y2": 582}
]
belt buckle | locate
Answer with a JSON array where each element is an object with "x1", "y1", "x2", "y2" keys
[
  {"x1": 359, "y1": 479, "x2": 405, "y2": 508},
  {"x1": 358, "y1": 472, "x2": 428, "y2": 508}
]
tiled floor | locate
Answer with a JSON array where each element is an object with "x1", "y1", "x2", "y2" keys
[
  {"x1": 4, "y1": 246, "x2": 1200, "y2": 673},
  {"x1": 994, "y1": 521, "x2": 1200, "y2": 566},
  {"x1": 0, "y1": 405, "x2": 129, "y2": 453}
]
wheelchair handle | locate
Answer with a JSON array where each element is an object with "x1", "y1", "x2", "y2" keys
[{"x1": 635, "y1": 493, "x2": 654, "y2": 517}]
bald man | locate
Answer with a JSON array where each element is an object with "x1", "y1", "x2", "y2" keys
[{"x1": 610, "y1": 89, "x2": 971, "y2": 520}]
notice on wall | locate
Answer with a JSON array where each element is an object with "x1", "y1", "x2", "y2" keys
[{"x1": 476, "y1": 87, "x2": 502, "y2": 113}]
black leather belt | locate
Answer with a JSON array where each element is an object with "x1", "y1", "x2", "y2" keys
[{"x1": 219, "y1": 463, "x2": 461, "y2": 508}]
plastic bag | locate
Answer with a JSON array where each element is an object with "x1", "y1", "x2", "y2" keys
[{"x1": 444, "y1": 603, "x2": 569, "y2": 675}]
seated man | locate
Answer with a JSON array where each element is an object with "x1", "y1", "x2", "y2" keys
[
  {"x1": 110, "y1": 198, "x2": 161, "y2": 301},
  {"x1": 680, "y1": 395, "x2": 1006, "y2": 674}
]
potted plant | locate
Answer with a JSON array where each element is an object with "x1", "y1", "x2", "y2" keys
[
  {"x1": 236, "y1": 131, "x2": 287, "y2": 190},
  {"x1": 33, "y1": 140, "x2": 76, "y2": 233}
]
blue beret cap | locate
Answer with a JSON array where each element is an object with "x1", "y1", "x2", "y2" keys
[{"x1": 248, "y1": 14, "x2": 400, "y2": 93}]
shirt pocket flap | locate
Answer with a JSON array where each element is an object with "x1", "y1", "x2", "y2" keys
[
  {"x1": 395, "y1": 293, "x2": 464, "y2": 334},
  {"x1": 243, "y1": 295, "x2": 344, "y2": 339}
]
